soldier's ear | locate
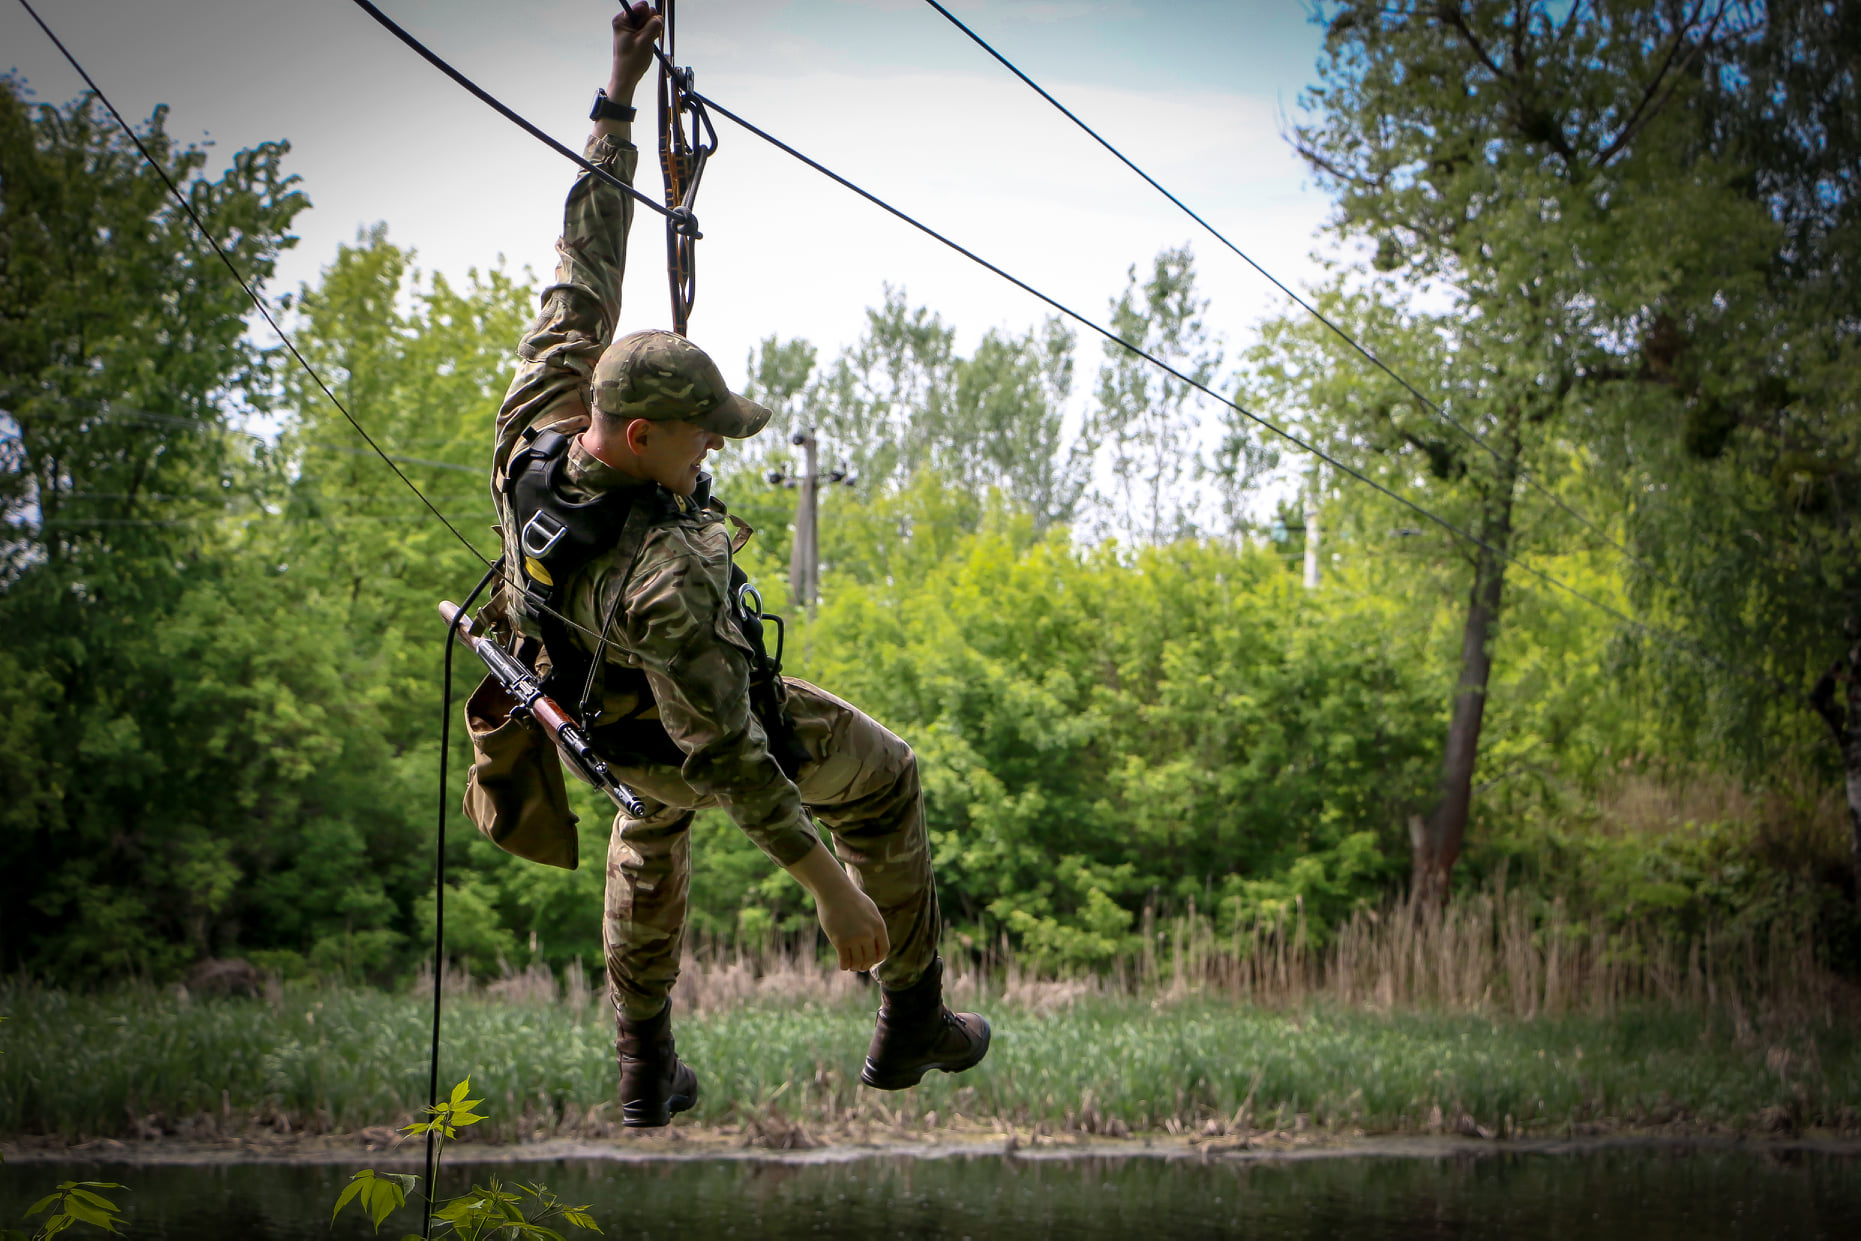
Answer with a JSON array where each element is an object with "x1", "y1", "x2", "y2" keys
[{"x1": 623, "y1": 417, "x2": 657, "y2": 457}]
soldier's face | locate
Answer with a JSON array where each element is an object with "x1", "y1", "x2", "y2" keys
[{"x1": 636, "y1": 417, "x2": 725, "y2": 496}]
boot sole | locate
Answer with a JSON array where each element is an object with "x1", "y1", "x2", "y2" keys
[
  {"x1": 859, "y1": 1021, "x2": 992, "y2": 1091},
  {"x1": 621, "y1": 1082, "x2": 700, "y2": 1128}
]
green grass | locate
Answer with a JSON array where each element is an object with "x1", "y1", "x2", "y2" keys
[{"x1": 2, "y1": 982, "x2": 1856, "y2": 1143}]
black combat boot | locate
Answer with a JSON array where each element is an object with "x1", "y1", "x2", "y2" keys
[
  {"x1": 618, "y1": 1005, "x2": 700, "y2": 1128},
  {"x1": 860, "y1": 956, "x2": 991, "y2": 1091}
]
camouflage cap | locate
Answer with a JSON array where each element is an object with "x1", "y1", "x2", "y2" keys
[{"x1": 591, "y1": 329, "x2": 772, "y2": 439}]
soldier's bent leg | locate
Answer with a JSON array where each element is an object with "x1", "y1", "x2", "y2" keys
[
  {"x1": 783, "y1": 678, "x2": 939, "y2": 991},
  {"x1": 604, "y1": 795, "x2": 695, "y2": 1023}
]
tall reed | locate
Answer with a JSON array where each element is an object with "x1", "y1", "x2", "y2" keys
[{"x1": 1138, "y1": 882, "x2": 1836, "y2": 1027}]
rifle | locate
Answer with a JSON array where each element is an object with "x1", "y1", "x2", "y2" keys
[{"x1": 438, "y1": 601, "x2": 647, "y2": 818}]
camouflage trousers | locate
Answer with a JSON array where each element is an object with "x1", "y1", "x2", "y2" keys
[{"x1": 603, "y1": 678, "x2": 939, "y2": 1022}]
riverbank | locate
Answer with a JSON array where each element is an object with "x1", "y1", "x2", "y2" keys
[
  {"x1": 5, "y1": 972, "x2": 1858, "y2": 1148},
  {"x1": 7, "y1": 1124, "x2": 1861, "y2": 1168}
]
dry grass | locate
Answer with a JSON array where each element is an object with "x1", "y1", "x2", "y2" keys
[{"x1": 408, "y1": 873, "x2": 1844, "y2": 1035}]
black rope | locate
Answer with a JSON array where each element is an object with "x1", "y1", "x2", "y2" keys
[
  {"x1": 345, "y1": 0, "x2": 672, "y2": 224},
  {"x1": 425, "y1": 558, "x2": 499, "y2": 1237},
  {"x1": 689, "y1": 89, "x2": 1792, "y2": 696},
  {"x1": 13, "y1": 0, "x2": 493, "y2": 569},
  {"x1": 917, "y1": 0, "x2": 1679, "y2": 591}
]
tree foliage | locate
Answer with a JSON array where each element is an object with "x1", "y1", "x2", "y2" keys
[
  {"x1": 0, "y1": 80, "x2": 318, "y2": 977},
  {"x1": 8, "y1": 1, "x2": 1859, "y2": 990}
]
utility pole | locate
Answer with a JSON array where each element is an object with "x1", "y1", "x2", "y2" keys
[
  {"x1": 767, "y1": 426, "x2": 853, "y2": 613},
  {"x1": 790, "y1": 427, "x2": 819, "y2": 611}
]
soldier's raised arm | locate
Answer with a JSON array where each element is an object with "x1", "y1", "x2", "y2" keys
[{"x1": 492, "y1": 2, "x2": 664, "y2": 480}]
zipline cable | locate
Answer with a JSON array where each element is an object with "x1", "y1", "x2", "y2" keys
[
  {"x1": 917, "y1": 0, "x2": 1677, "y2": 589},
  {"x1": 13, "y1": 0, "x2": 493, "y2": 570},
  {"x1": 684, "y1": 89, "x2": 1790, "y2": 695},
  {"x1": 346, "y1": 0, "x2": 678, "y2": 227}
]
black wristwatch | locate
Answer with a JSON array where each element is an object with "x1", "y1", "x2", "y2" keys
[{"x1": 590, "y1": 89, "x2": 637, "y2": 123}]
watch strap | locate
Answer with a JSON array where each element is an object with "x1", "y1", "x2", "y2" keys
[{"x1": 590, "y1": 89, "x2": 637, "y2": 123}]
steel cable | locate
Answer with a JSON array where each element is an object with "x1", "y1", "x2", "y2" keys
[{"x1": 347, "y1": 0, "x2": 674, "y2": 224}]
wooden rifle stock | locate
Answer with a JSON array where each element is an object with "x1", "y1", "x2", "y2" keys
[{"x1": 439, "y1": 601, "x2": 647, "y2": 818}]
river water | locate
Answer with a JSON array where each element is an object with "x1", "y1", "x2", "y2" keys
[{"x1": 2, "y1": 1143, "x2": 1856, "y2": 1239}]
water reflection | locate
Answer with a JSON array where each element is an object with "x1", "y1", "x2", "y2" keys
[{"x1": 1, "y1": 1144, "x2": 1855, "y2": 1240}]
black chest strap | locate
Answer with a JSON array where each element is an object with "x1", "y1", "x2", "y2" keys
[
  {"x1": 500, "y1": 425, "x2": 805, "y2": 776},
  {"x1": 502, "y1": 427, "x2": 649, "y2": 717}
]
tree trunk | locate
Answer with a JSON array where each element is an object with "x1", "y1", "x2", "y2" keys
[
  {"x1": 1414, "y1": 440, "x2": 1521, "y2": 907},
  {"x1": 1810, "y1": 633, "x2": 1861, "y2": 901}
]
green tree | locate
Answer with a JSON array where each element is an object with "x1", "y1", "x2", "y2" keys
[
  {"x1": 1592, "y1": 0, "x2": 1861, "y2": 890},
  {"x1": 269, "y1": 229, "x2": 583, "y2": 975},
  {"x1": 801, "y1": 517, "x2": 1439, "y2": 965},
  {"x1": 0, "y1": 80, "x2": 322, "y2": 976},
  {"x1": 811, "y1": 285, "x2": 958, "y2": 494},
  {"x1": 1276, "y1": 0, "x2": 1766, "y2": 901},
  {"x1": 946, "y1": 317, "x2": 1085, "y2": 530}
]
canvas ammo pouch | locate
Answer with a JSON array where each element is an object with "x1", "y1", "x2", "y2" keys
[{"x1": 462, "y1": 673, "x2": 580, "y2": 870}]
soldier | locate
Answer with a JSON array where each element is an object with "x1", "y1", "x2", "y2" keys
[{"x1": 485, "y1": 3, "x2": 989, "y2": 1128}]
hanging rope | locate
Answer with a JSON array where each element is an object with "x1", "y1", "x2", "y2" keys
[
  {"x1": 649, "y1": 0, "x2": 716, "y2": 335},
  {"x1": 422, "y1": 558, "x2": 499, "y2": 1239}
]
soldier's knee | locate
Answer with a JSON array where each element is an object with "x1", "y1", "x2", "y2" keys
[{"x1": 617, "y1": 805, "x2": 695, "y2": 842}]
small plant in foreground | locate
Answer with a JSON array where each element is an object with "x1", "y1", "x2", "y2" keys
[
  {"x1": 1, "y1": 1017, "x2": 127, "y2": 1241},
  {"x1": 334, "y1": 1077, "x2": 600, "y2": 1239},
  {"x1": 3, "y1": 1182, "x2": 126, "y2": 1240}
]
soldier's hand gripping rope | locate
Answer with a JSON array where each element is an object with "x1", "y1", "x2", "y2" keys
[{"x1": 438, "y1": 599, "x2": 647, "y2": 819}]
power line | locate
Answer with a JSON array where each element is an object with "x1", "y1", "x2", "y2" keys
[
  {"x1": 916, "y1": 0, "x2": 1677, "y2": 592},
  {"x1": 320, "y1": 445, "x2": 483, "y2": 474},
  {"x1": 686, "y1": 89, "x2": 1789, "y2": 696},
  {"x1": 14, "y1": 0, "x2": 492, "y2": 569}
]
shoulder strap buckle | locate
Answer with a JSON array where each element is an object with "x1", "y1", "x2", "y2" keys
[{"x1": 522, "y1": 510, "x2": 569, "y2": 559}]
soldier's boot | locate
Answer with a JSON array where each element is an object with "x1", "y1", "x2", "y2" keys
[
  {"x1": 618, "y1": 1006, "x2": 700, "y2": 1128},
  {"x1": 860, "y1": 956, "x2": 991, "y2": 1091}
]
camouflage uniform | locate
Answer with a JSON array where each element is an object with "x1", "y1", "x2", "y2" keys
[{"x1": 489, "y1": 131, "x2": 938, "y2": 1022}]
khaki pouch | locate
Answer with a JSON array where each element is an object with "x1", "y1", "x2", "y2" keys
[{"x1": 462, "y1": 674, "x2": 580, "y2": 870}]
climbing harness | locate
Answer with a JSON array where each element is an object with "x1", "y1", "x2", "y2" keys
[
  {"x1": 501, "y1": 425, "x2": 651, "y2": 722},
  {"x1": 496, "y1": 424, "x2": 806, "y2": 780},
  {"x1": 648, "y1": 0, "x2": 715, "y2": 336}
]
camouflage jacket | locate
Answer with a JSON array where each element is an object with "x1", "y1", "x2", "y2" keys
[{"x1": 488, "y1": 132, "x2": 817, "y2": 868}]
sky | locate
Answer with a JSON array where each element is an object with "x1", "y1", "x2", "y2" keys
[{"x1": 5, "y1": 0, "x2": 1342, "y2": 398}]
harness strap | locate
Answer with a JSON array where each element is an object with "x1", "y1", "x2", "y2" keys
[{"x1": 501, "y1": 423, "x2": 806, "y2": 778}]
